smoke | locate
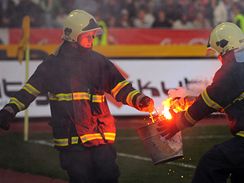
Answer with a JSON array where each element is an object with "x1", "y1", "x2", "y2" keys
[{"x1": 168, "y1": 80, "x2": 210, "y2": 98}]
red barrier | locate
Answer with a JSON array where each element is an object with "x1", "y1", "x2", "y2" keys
[
  {"x1": 8, "y1": 28, "x2": 211, "y2": 45},
  {"x1": 109, "y1": 28, "x2": 210, "y2": 45}
]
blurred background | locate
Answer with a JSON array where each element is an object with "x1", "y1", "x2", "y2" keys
[{"x1": 0, "y1": 0, "x2": 243, "y2": 183}]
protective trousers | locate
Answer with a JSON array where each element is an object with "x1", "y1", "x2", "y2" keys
[
  {"x1": 191, "y1": 137, "x2": 244, "y2": 183},
  {"x1": 59, "y1": 144, "x2": 120, "y2": 183}
]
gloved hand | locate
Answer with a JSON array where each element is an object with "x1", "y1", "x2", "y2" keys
[
  {"x1": 137, "y1": 96, "x2": 154, "y2": 113},
  {"x1": 171, "y1": 96, "x2": 196, "y2": 112},
  {"x1": 0, "y1": 109, "x2": 15, "y2": 130},
  {"x1": 157, "y1": 110, "x2": 193, "y2": 139}
]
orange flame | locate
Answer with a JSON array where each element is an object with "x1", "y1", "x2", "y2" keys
[
  {"x1": 149, "y1": 97, "x2": 195, "y2": 123},
  {"x1": 162, "y1": 98, "x2": 173, "y2": 120}
]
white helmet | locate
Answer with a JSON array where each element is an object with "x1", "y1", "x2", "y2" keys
[
  {"x1": 208, "y1": 22, "x2": 244, "y2": 55},
  {"x1": 62, "y1": 10, "x2": 103, "y2": 42}
]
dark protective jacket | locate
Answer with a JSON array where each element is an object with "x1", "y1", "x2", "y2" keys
[
  {"x1": 184, "y1": 47, "x2": 244, "y2": 137},
  {"x1": 7, "y1": 41, "x2": 144, "y2": 149}
]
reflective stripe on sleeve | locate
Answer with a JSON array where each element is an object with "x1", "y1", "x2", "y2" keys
[
  {"x1": 201, "y1": 89, "x2": 223, "y2": 111},
  {"x1": 22, "y1": 83, "x2": 40, "y2": 97},
  {"x1": 236, "y1": 131, "x2": 244, "y2": 137},
  {"x1": 184, "y1": 110, "x2": 197, "y2": 125},
  {"x1": 126, "y1": 90, "x2": 140, "y2": 106},
  {"x1": 111, "y1": 80, "x2": 130, "y2": 98},
  {"x1": 9, "y1": 97, "x2": 25, "y2": 111}
]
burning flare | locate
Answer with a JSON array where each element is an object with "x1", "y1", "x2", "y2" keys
[{"x1": 149, "y1": 97, "x2": 195, "y2": 123}]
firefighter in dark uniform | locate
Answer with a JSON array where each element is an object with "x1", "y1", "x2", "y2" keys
[
  {"x1": 0, "y1": 10, "x2": 154, "y2": 183},
  {"x1": 158, "y1": 22, "x2": 244, "y2": 183}
]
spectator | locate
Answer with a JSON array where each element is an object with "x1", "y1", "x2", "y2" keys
[
  {"x1": 59, "y1": 0, "x2": 74, "y2": 14},
  {"x1": 162, "y1": 0, "x2": 182, "y2": 22},
  {"x1": 213, "y1": 0, "x2": 229, "y2": 25},
  {"x1": 152, "y1": 9, "x2": 172, "y2": 28},
  {"x1": 182, "y1": 0, "x2": 198, "y2": 22},
  {"x1": 101, "y1": 0, "x2": 122, "y2": 21},
  {"x1": 0, "y1": 0, "x2": 16, "y2": 27},
  {"x1": 172, "y1": 14, "x2": 194, "y2": 29},
  {"x1": 147, "y1": 0, "x2": 157, "y2": 15},
  {"x1": 73, "y1": 0, "x2": 98, "y2": 15},
  {"x1": 38, "y1": 0, "x2": 63, "y2": 27},
  {"x1": 94, "y1": 12, "x2": 117, "y2": 45},
  {"x1": 179, "y1": 0, "x2": 194, "y2": 20},
  {"x1": 121, "y1": 0, "x2": 137, "y2": 19},
  {"x1": 93, "y1": 13, "x2": 109, "y2": 46},
  {"x1": 0, "y1": 0, "x2": 238, "y2": 29},
  {"x1": 107, "y1": 15, "x2": 118, "y2": 28},
  {"x1": 192, "y1": 12, "x2": 211, "y2": 29},
  {"x1": 117, "y1": 9, "x2": 132, "y2": 28},
  {"x1": 232, "y1": 2, "x2": 244, "y2": 32},
  {"x1": 199, "y1": 0, "x2": 217, "y2": 26},
  {"x1": 133, "y1": 6, "x2": 155, "y2": 28},
  {"x1": 53, "y1": 7, "x2": 67, "y2": 28},
  {"x1": 13, "y1": 0, "x2": 45, "y2": 27}
]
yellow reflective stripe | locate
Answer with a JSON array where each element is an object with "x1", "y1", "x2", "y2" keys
[
  {"x1": 54, "y1": 133, "x2": 115, "y2": 146},
  {"x1": 9, "y1": 97, "x2": 25, "y2": 111},
  {"x1": 80, "y1": 133, "x2": 103, "y2": 143},
  {"x1": 49, "y1": 92, "x2": 105, "y2": 103},
  {"x1": 73, "y1": 92, "x2": 90, "y2": 100},
  {"x1": 53, "y1": 138, "x2": 68, "y2": 146},
  {"x1": 57, "y1": 93, "x2": 72, "y2": 101},
  {"x1": 111, "y1": 80, "x2": 130, "y2": 98},
  {"x1": 22, "y1": 83, "x2": 40, "y2": 96},
  {"x1": 104, "y1": 132, "x2": 116, "y2": 141},
  {"x1": 126, "y1": 90, "x2": 140, "y2": 106},
  {"x1": 201, "y1": 89, "x2": 223, "y2": 111},
  {"x1": 48, "y1": 93, "x2": 73, "y2": 101},
  {"x1": 71, "y1": 136, "x2": 79, "y2": 144},
  {"x1": 92, "y1": 95, "x2": 105, "y2": 103},
  {"x1": 54, "y1": 137, "x2": 79, "y2": 146},
  {"x1": 236, "y1": 131, "x2": 244, "y2": 137},
  {"x1": 50, "y1": 93, "x2": 72, "y2": 101},
  {"x1": 224, "y1": 92, "x2": 244, "y2": 111},
  {"x1": 232, "y1": 92, "x2": 244, "y2": 103},
  {"x1": 184, "y1": 110, "x2": 197, "y2": 125}
]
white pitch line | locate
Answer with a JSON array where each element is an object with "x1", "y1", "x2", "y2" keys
[
  {"x1": 30, "y1": 140, "x2": 196, "y2": 169},
  {"x1": 117, "y1": 153, "x2": 196, "y2": 169},
  {"x1": 118, "y1": 135, "x2": 229, "y2": 140},
  {"x1": 30, "y1": 140, "x2": 54, "y2": 147}
]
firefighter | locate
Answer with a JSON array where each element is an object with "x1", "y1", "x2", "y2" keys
[
  {"x1": 158, "y1": 22, "x2": 244, "y2": 183},
  {"x1": 0, "y1": 10, "x2": 154, "y2": 183}
]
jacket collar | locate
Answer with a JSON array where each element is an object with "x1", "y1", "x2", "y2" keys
[
  {"x1": 221, "y1": 49, "x2": 235, "y2": 64},
  {"x1": 58, "y1": 41, "x2": 91, "y2": 58}
]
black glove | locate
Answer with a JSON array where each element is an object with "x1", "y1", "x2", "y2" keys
[
  {"x1": 137, "y1": 96, "x2": 154, "y2": 113},
  {"x1": 157, "y1": 110, "x2": 194, "y2": 139},
  {"x1": 0, "y1": 109, "x2": 15, "y2": 130}
]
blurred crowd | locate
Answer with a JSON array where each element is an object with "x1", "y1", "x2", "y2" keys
[{"x1": 0, "y1": 0, "x2": 244, "y2": 29}]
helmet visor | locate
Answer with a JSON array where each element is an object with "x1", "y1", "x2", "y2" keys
[{"x1": 82, "y1": 18, "x2": 103, "y2": 36}]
